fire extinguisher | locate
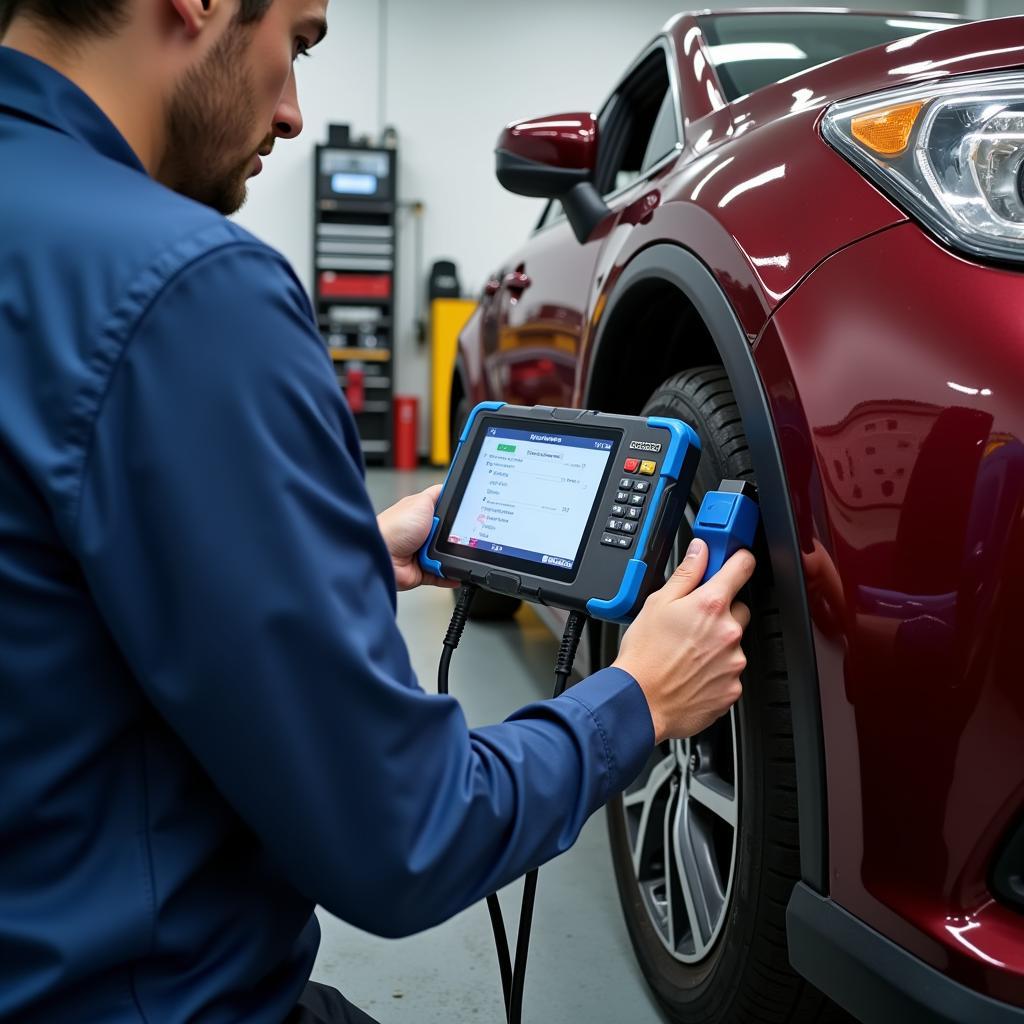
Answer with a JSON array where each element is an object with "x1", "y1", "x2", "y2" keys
[
  {"x1": 345, "y1": 362, "x2": 365, "y2": 414},
  {"x1": 393, "y1": 395, "x2": 419, "y2": 470}
]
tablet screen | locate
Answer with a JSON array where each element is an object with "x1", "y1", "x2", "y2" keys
[{"x1": 439, "y1": 419, "x2": 619, "y2": 580}]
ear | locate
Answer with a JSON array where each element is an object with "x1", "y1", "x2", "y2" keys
[{"x1": 166, "y1": 0, "x2": 217, "y2": 38}]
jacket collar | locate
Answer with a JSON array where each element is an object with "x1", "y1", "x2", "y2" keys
[{"x1": 0, "y1": 45, "x2": 146, "y2": 173}]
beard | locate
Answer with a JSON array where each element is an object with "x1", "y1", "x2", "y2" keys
[{"x1": 159, "y1": 20, "x2": 267, "y2": 215}]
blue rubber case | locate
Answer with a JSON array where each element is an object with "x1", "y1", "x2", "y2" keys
[
  {"x1": 420, "y1": 404, "x2": 701, "y2": 622},
  {"x1": 419, "y1": 401, "x2": 506, "y2": 580},
  {"x1": 586, "y1": 416, "x2": 700, "y2": 622}
]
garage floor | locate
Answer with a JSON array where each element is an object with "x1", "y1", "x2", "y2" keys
[{"x1": 308, "y1": 468, "x2": 667, "y2": 1023}]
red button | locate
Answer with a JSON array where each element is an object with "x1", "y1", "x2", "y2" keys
[{"x1": 623, "y1": 458, "x2": 641, "y2": 473}]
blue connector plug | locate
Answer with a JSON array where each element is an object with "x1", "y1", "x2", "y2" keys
[{"x1": 693, "y1": 481, "x2": 759, "y2": 584}]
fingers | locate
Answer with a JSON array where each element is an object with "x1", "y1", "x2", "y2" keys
[
  {"x1": 423, "y1": 484, "x2": 444, "y2": 507},
  {"x1": 731, "y1": 601, "x2": 751, "y2": 632},
  {"x1": 425, "y1": 574, "x2": 461, "y2": 590},
  {"x1": 659, "y1": 538, "x2": 709, "y2": 600},
  {"x1": 701, "y1": 549, "x2": 756, "y2": 603}
]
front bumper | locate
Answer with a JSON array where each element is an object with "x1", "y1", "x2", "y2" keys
[{"x1": 788, "y1": 885, "x2": 1024, "y2": 1024}]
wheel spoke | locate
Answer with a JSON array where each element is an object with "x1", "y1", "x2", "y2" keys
[
  {"x1": 662, "y1": 782, "x2": 680, "y2": 951},
  {"x1": 689, "y1": 772, "x2": 737, "y2": 827},
  {"x1": 674, "y1": 737, "x2": 690, "y2": 771},
  {"x1": 623, "y1": 753, "x2": 676, "y2": 876},
  {"x1": 672, "y1": 789, "x2": 710, "y2": 957},
  {"x1": 673, "y1": 790, "x2": 729, "y2": 957}
]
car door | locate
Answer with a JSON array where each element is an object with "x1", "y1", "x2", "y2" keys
[
  {"x1": 480, "y1": 196, "x2": 600, "y2": 408},
  {"x1": 483, "y1": 41, "x2": 682, "y2": 409},
  {"x1": 592, "y1": 42, "x2": 683, "y2": 224}
]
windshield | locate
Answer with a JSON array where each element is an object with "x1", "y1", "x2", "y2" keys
[{"x1": 698, "y1": 13, "x2": 963, "y2": 101}]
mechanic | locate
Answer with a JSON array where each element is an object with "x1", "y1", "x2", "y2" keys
[{"x1": 0, "y1": 1, "x2": 755, "y2": 1021}]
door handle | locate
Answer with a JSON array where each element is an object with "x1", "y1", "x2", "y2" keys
[
  {"x1": 623, "y1": 190, "x2": 661, "y2": 227},
  {"x1": 484, "y1": 277, "x2": 501, "y2": 297},
  {"x1": 503, "y1": 271, "x2": 532, "y2": 294}
]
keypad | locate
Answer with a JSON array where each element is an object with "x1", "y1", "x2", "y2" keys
[
  {"x1": 609, "y1": 464, "x2": 658, "y2": 544},
  {"x1": 601, "y1": 533, "x2": 633, "y2": 549},
  {"x1": 606, "y1": 517, "x2": 637, "y2": 535}
]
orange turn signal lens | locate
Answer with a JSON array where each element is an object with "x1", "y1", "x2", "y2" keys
[{"x1": 850, "y1": 101, "x2": 925, "y2": 156}]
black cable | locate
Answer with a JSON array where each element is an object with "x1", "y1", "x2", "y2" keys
[
  {"x1": 486, "y1": 892, "x2": 514, "y2": 1017},
  {"x1": 438, "y1": 592, "x2": 589, "y2": 1023},
  {"x1": 506, "y1": 608, "x2": 589, "y2": 1024},
  {"x1": 553, "y1": 609, "x2": 588, "y2": 698},
  {"x1": 507, "y1": 869, "x2": 539, "y2": 1024},
  {"x1": 437, "y1": 585, "x2": 514, "y2": 1018},
  {"x1": 437, "y1": 584, "x2": 476, "y2": 696}
]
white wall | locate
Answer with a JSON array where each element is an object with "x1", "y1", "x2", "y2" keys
[
  {"x1": 983, "y1": 0, "x2": 1024, "y2": 16},
  {"x1": 234, "y1": 0, "x2": 970, "y2": 449},
  {"x1": 234, "y1": 1, "x2": 379, "y2": 283}
]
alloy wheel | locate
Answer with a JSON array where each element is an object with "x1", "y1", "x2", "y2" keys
[{"x1": 620, "y1": 524, "x2": 740, "y2": 963}]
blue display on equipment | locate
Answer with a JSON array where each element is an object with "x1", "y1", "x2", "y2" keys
[
  {"x1": 693, "y1": 481, "x2": 760, "y2": 584},
  {"x1": 419, "y1": 402, "x2": 505, "y2": 580},
  {"x1": 420, "y1": 404, "x2": 702, "y2": 623}
]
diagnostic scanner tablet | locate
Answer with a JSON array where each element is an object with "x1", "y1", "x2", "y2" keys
[{"x1": 420, "y1": 403, "x2": 701, "y2": 623}]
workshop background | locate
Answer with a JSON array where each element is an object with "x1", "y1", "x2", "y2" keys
[
  {"x1": 234, "y1": 0, "x2": 1000, "y2": 463},
  {"x1": 231, "y1": 2, "x2": 1012, "y2": 1021}
]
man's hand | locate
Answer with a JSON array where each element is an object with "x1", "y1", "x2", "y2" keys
[
  {"x1": 614, "y1": 539, "x2": 754, "y2": 743},
  {"x1": 377, "y1": 485, "x2": 459, "y2": 592}
]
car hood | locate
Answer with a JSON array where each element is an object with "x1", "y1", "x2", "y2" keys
[{"x1": 703, "y1": 16, "x2": 1024, "y2": 136}]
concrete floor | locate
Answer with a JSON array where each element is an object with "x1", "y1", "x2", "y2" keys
[{"x1": 308, "y1": 467, "x2": 667, "y2": 1024}]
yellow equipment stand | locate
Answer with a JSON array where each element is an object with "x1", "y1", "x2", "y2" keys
[{"x1": 429, "y1": 297, "x2": 477, "y2": 466}]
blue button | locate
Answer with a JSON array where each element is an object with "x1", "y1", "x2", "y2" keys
[{"x1": 697, "y1": 494, "x2": 737, "y2": 529}]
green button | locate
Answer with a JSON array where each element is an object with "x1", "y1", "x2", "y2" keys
[{"x1": 496, "y1": 444, "x2": 517, "y2": 453}]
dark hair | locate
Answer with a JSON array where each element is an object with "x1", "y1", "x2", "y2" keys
[{"x1": 0, "y1": 0, "x2": 273, "y2": 36}]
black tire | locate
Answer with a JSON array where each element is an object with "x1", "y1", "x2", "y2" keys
[
  {"x1": 450, "y1": 394, "x2": 522, "y2": 622},
  {"x1": 604, "y1": 368, "x2": 849, "y2": 1024}
]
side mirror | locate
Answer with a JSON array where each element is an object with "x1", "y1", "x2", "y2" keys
[{"x1": 495, "y1": 112, "x2": 611, "y2": 244}]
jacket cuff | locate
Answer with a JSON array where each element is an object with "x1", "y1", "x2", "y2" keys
[{"x1": 561, "y1": 667, "x2": 655, "y2": 801}]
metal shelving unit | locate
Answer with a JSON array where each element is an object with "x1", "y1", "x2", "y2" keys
[{"x1": 313, "y1": 128, "x2": 398, "y2": 465}]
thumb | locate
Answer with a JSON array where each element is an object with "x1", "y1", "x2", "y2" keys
[
  {"x1": 423, "y1": 484, "x2": 444, "y2": 509},
  {"x1": 661, "y1": 538, "x2": 708, "y2": 600}
]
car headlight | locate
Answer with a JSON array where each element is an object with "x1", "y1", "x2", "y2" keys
[{"x1": 822, "y1": 72, "x2": 1024, "y2": 265}]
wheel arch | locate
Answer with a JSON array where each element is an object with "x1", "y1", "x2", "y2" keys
[{"x1": 584, "y1": 243, "x2": 828, "y2": 894}]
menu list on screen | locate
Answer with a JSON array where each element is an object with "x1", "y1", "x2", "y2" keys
[{"x1": 447, "y1": 427, "x2": 613, "y2": 570}]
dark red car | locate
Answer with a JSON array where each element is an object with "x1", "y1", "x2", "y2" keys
[{"x1": 451, "y1": 9, "x2": 1024, "y2": 1023}]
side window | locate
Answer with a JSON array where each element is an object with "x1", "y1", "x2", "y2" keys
[
  {"x1": 537, "y1": 199, "x2": 564, "y2": 230},
  {"x1": 533, "y1": 46, "x2": 680, "y2": 232},
  {"x1": 596, "y1": 48, "x2": 679, "y2": 200},
  {"x1": 641, "y1": 90, "x2": 679, "y2": 175}
]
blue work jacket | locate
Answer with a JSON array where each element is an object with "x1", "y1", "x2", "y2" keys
[{"x1": 0, "y1": 46, "x2": 654, "y2": 1023}]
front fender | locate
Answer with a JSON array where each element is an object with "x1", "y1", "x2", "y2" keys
[{"x1": 582, "y1": 243, "x2": 828, "y2": 893}]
